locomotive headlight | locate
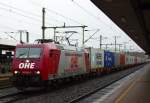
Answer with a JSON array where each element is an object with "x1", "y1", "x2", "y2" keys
[
  {"x1": 14, "y1": 70, "x2": 18, "y2": 74},
  {"x1": 36, "y1": 71, "x2": 40, "y2": 74}
]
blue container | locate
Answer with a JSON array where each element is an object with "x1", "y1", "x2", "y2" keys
[{"x1": 104, "y1": 51, "x2": 115, "y2": 68}]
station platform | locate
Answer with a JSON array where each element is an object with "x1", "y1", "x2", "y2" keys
[
  {"x1": 80, "y1": 63, "x2": 150, "y2": 103},
  {"x1": 0, "y1": 73, "x2": 12, "y2": 79},
  {"x1": 111, "y1": 63, "x2": 150, "y2": 103},
  {"x1": 101, "y1": 63, "x2": 150, "y2": 103},
  {"x1": 0, "y1": 73, "x2": 12, "y2": 89}
]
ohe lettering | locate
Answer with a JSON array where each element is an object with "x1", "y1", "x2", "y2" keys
[{"x1": 19, "y1": 63, "x2": 35, "y2": 69}]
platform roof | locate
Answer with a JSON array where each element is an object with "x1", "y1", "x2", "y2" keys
[
  {"x1": 91, "y1": 0, "x2": 150, "y2": 54},
  {"x1": 0, "y1": 38, "x2": 18, "y2": 50}
]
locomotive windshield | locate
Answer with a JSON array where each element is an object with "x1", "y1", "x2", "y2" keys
[{"x1": 16, "y1": 48, "x2": 42, "y2": 58}]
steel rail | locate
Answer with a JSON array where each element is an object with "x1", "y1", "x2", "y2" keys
[{"x1": 68, "y1": 65, "x2": 144, "y2": 103}]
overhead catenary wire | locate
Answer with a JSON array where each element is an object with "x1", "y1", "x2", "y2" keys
[
  {"x1": 0, "y1": 1, "x2": 111, "y2": 42},
  {"x1": 0, "y1": 20, "x2": 41, "y2": 41},
  {"x1": 0, "y1": 9, "x2": 49, "y2": 41},
  {"x1": 73, "y1": 1, "x2": 129, "y2": 48},
  {"x1": 71, "y1": 0, "x2": 119, "y2": 34},
  {"x1": 0, "y1": 0, "x2": 99, "y2": 43},
  {"x1": 0, "y1": 24, "x2": 17, "y2": 31},
  {"x1": 46, "y1": 8, "x2": 84, "y2": 26},
  {"x1": 0, "y1": 6, "x2": 63, "y2": 28},
  {"x1": 0, "y1": 6, "x2": 41, "y2": 22},
  {"x1": 27, "y1": 0, "x2": 101, "y2": 32},
  {"x1": 0, "y1": 13, "x2": 41, "y2": 29},
  {"x1": 0, "y1": 1, "x2": 41, "y2": 18},
  {"x1": 27, "y1": 0, "x2": 85, "y2": 26},
  {"x1": 72, "y1": 1, "x2": 104, "y2": 22},
  {"x1": 0, "y1": 1, "x2": 64, "y2": 25},
  {"x1": 0, "y1": 0, "x2": 120, "y2": 34}
]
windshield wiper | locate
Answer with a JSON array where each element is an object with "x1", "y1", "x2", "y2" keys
[{"x1": 18, "y1": 53, "x2": 27, "y2": 58}]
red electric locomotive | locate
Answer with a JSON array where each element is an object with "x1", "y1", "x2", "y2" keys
[{"x1": 12, "y1": 39, "x2": 90, "y2": 89}]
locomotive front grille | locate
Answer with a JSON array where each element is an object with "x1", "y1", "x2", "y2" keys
[{"x1": 13, "y1": 74, "x2": 43, "y2": 87}]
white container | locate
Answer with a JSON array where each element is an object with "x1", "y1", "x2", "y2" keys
[
  {"x1": 87, "y1": 48, "x2": 104, "y2": 70},
  {"x1": 114, "y1": 52, "x2": 120, "y2": 67}
]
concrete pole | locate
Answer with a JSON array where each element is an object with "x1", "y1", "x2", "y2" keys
[
  {"x1": 106, "y1": 44, "x2": 108, "y2": 50},
  {"x1": 100, "y1": 35, "x2": 102, "y2": 49},
  {"x1": 26, "y1": 32, "x2": 29, "y2": 43},
  {"x1": 42, "y1": 8, "x2": 45, "y2": 39},
  {"x1": 82, "y1": 26, "x2": 85, "y2": 46},
  {"x1": 115, "y1": 36, "x2": 117, "y2": 51},
  {"x1": 54, "y1": 28, "x2": 56, "y2": 42},
  {"x1": 19, "y1": 31, "x2": 23, "y2": 43},
  {"x1": 124, "y1": 42, "x2": 127, "y2": 52},
  {"x1": 119, "y1": 44, "x2": 122, "y2": 51}
]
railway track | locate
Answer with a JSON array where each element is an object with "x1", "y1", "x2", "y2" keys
[
  {"x1": 0, "y1": 88, "x2": 47, "y2": 103},
  {"x1": 68, "y1": 65, "x2": 144, "y2": 103},
  {"x1": 0, "y1": 64, "x2": 145, "y2": 103},
  {"x1": 0, "y1": 74, "x2": 12, "y2": 89},
  {"x1": 0, "y1": 91, "x2": 22, "y2": 103}
]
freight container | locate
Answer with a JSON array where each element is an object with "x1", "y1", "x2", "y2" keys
[
  {"x1": 136, "y1": 57, "x2": 139, "y2": 64},
  {"x1": 134, "y1": 56, "x2": 137, "y2": 64},
  {"x1": 130, "y1": 56, "x2": 134, "y2": 64},
  {"x1": 125, "y1": 54, "x2": 130, "y2": 65},
  {"x1": 129, "y1": 56, "x2": 132, "y2": 64},
  {"x1": 132, "y1": 56, "x2": 135, "y2": 64},
  {"x1": 114, "y1": 52, "x2": 120, "y2": 67},
  {"x1": 142, "y1": 57, "x2": 146, "y2": 63},
  {"x1": 137, "y1": 57, "x2": 140, "y2": 64},
  {"x1": 129, "y1": 55, "x2": 132, "y2": 65},
  {"x1": 104, "y1": 51, "x2": 115, "y2": 68},
  {"x1": 120, "y1": 53, "x2": 125, "y2": 65},
  {"x1": 87, "y1": 48, "x2": 104, "y2": 71},
  {"x1": 139, "y1": 57, "x2": 142, "y2": 63},
  {"x1": 125, "y1": 54, "x2": 128, "y2": 65}
]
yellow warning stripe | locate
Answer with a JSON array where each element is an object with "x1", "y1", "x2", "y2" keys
[
  {"x1": 0, "y1": 77, "x2": 9, "y2": 81},
  {"x1": 114, "y1": 75, "x2": 142, "y2": 103},
  {"x1": 0, "y1": 74, "x2": 12, "y2": 78}
]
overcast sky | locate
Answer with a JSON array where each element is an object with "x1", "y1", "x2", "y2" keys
[{"x1": 0, "y1": 0, "x2": 144, "y2": 52}]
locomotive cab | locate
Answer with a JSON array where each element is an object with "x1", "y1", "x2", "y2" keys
[{"x1": 12, "y1": 45, "x2": 44, "y2": 88}]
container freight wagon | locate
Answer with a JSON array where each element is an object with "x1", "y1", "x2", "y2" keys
[
  {"x1": 87, "y1": 48, "x2": 104, "y2": 73},
  {"x1": 125, "y1": 54, "x2": 131, "y2": 65},
  {"x1": 141, "y1": 57, "x2": 146, "y2": 63},
  {"x1": 57, "y1": 45, "x2": 89, "y2": 77},
  {"x1": 137, "y1": 57, "x2": 141, "y2": 64},
  {"x1": 128, "y1": 55, "x2": 132, "y2": 65},
  {"x1": 114, "y1": 52, "x2": 120, "y2": 70},
  {"x1": 134, "y1": 56, "x2": 137, "y2": 64},
  {"x1": 131, "y1": 56, "x2": 135, "y2": 65},
  {"x1": 119, "y1": 53, "x2": 126, "y2": 68},
  {"x1": 104, "y1": 51, "x2": 115, "y2": 72}
]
